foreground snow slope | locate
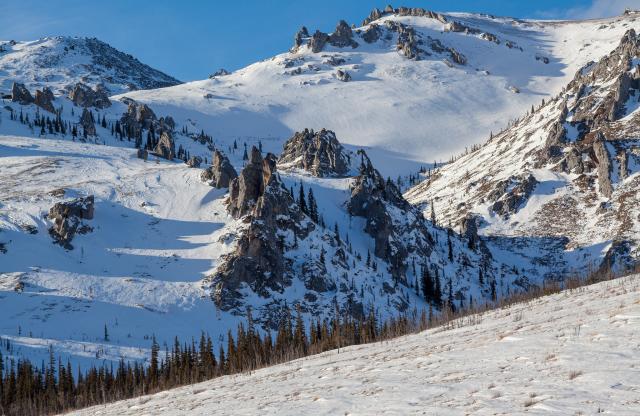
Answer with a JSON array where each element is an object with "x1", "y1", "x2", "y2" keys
[{"x1": 70, "y1": 275, "x2": 640, "y2": 416}]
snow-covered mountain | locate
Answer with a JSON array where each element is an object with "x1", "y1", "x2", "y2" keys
[
  {"x1": 406, "y1": 27, "x2": 640, "y2": 275},
  {"x1": 2, "y1": 4, "x2": 640, "y2": 380},
  {"x1": 68, "y1": 275, "x2": 640, "y2": 416},
  {"x1": 0, "y1": 37, "x2": 180, "y2": 95},
  {"x1": 116, "y1": 7, "x2": 640, "y2": 175}
]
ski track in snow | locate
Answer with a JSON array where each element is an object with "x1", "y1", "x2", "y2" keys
[{"x1": 69, "y1": 275, "x2": 640, "y2": 415}]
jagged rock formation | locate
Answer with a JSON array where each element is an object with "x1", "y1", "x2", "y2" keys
[
  {"x1": 361, "y1": 24, "x2": 382, "y2": 43},
  {"x1": 210, "y1": 147, "x2": 313, "y2": 311},
  {"x1": 292, "y1": 26, "x2": 309, "y2": 52},
  {"x1": 79, "y1": 108, "x2": 96, "y2": 136},
  {"x1": 277, "y1": 128, "x2": 351, "y2": 177},
  {"x1": 328, "y1": 20, "x2": 358, "y2": 49},
  {"x1": 186, "y1": 156, "x2": 203, "y2": 168},
  {"x1": 489, "y1": 174, "x2": 538, "y2": 218},
  {"x1": 154, "y1": 131, "x2": 175, "y2": 160},
  {"x1": 209, "y1": 69, "x2": 230, "y2": 78},
  {"x1": 48, "y1": 196, "x2": 94, "y2": 249},
  {"x1": 309, "y1": 30, "x2": 329, "y2": 53},
  {"x1": 68, "y1": 82, "x2": 111, "y2": 108},
  {"x1": 201, "y1": 149, "x2": 238, "y2": 188},
  {"x1": 119, "y1": 98, "x2": 175, "y2": 151},
  {"x1": 11, "y1": 82, "x2": 34, "y2": 104},
  {"x1": 34, "y1": 87, "x2": 55, "y2": 113},
  {"x1": 361, "y1": 5, "x2": 447, "y2": 26},
  {"x1": 349, "y1": 150, "x2": 432, "y2": 279}
]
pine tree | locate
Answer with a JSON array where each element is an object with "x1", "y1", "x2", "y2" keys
[
  {"x1": 298, "y1": 183, "x2": 307, "y2": 214},
  {"x1": 334, "y1": 222, "x2": 341, "y2": 245},
  {"x1": 104, "y1": 324, "x2": 109, "y2": 342},
  {"x1": 307, "y1": 188, "x2": 318, "y2": 222},
  {"x1": 421, "y1": 264, "x2": 433, "y2": 303}
]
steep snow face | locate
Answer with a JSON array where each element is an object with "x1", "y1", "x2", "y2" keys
[
  {"x1": 0, "y1": 37, "x2": 180, "y2": 95},
  {"x1": 68, "y1": 275, "x2": 640, "y2": 416},
  {"x1": 406, "y1": 28, "x2": 640, "y2": 273},
  {"x1": 116, "y1": 12, "x2": 640, "y2": 176}
]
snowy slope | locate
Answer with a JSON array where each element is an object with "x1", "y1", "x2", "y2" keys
[
  {"x1": 0, "y1": 37, "x2": 180, "y2": 94},
  {"x1": 116, "y1": 10, "x2": 640, "y2": 176},
  {"x1": 68, "y1": 275, "x2": 640, "y2": 416}
]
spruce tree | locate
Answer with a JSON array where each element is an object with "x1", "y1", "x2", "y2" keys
[{"x1": 298, "y1": 183, "x2": 307, "y2": 214}]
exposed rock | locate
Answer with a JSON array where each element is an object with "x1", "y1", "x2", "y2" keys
[
  {"x1": 79, "y1": 108, "x2": 96, "y2": 136},
  {"x1": 186, "y1": 156, "x2": 203, "y2": 168},
  {"x1": 564, "y1": 147, "x2": 584, "y2": 174},
  {"x1": 48, "y1": 196, "x2": 94, "y2": 249},
  {"x1": 348, "y1": 150, "x2": 431, "y2": 279},
  {"x1": 68, "y1": 82, "x2": 111, "y2": 109},
  {"x1": 309, "y1": 30, "x2": 329, "y2": 53},
  {"x1": 34, "y1": 87, "x2": 55, "y2": 113},
  {"x1": 209, "y1": 69, "x2": 230, "y2": 78},
  {"x1": 328, "y1": 20, "x2": 358, "y2": 48},
  {"x1": 11, "y1": 82, "x2": 34, "y2": 104},
  {"x1": 362, "y1": 24, "x2": 382, "y2": 43},
  {"x1": 323, "y1": 55, "x2": 346, "y2": 66},
  {"x1": 292, "y1": 26, "x2": 309, "y2": 52},
  {"x1": 154, "y1": 131, "x2": 175, "y2": 160},
  {"x1": 593, "y1": 133, "x2": 613, "y2": 198},
  {"x1": 201, "y1": 149, "x2": 238, "y2": 188},
  {"x1": 210, "y1": 148, "x2": 312, "y2": 311},
  {"x1": 336, "y1": 69, "x2": 351, "y2": 82},
  {"x1": 489, "y1": 174, "x2": 538, "y2": 217},
  {"x1": 119, "y1": 99, "x2": 161, "y2": 138},
  {"x1": 277, "y1": 128, "x2": 351, "y2": 177}
]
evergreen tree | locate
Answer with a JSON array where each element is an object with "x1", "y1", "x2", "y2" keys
[{"x1": 298, "y1": 183, "x2": 307, "y2": 214}]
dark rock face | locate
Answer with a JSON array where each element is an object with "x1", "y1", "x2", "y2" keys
[
  {"x1": 68, "y1": 82, "x2": 111, "y2": 109},
  {"x1": 292, "y1": 26, "x2": 309, "y2": 52},
  {"x1": 309, "y1": 30, "x2": 329, "y2": 53},
  {"x1": 201, "y1": 149, "x2": 238, "y2": 188},
  {"x1": 348, "y1": 150, "x2": 431, "y2": 280},
  {"x1": 209, "y1": 68, "x2": 230, "y2": 78},
  {"x1": 119, "y1": 98, "x2": 170, "y2": 140},
  {"x1": 277, "y1": 128, "x2": 351, "y2": 177},
  {"x1": 362, "y1": 24, "x2": 382, "y2": 43},
  {"x1": 328, "y1": 20, "x2": 358, "y2": 48},
  {"x1": 210, "y1": 148, "x2": 312, "y2": 311},
  {"x1": 154, "y1": 131, "x2": 175, "y2": 160},
  {"x1": 48, "y1": 196, "x2": 94, "y2": 249},
  {"x1": 34, "y1": 87, "x2": 55, "y2": 113},
  {"x1": 11, "y1": 83, "x2": 34, "y2": 104},
  {"x1": 593, "y1": 133, "x2": 613, "y2": 198},
  {"x1": 79, "y1": 108, "x2": 96, "y2": 136},
  {"x1": 361, "y1": 6, "x2": 447, "y2": 26},
  {"x1": 489, "y1": 174, "x2": 538, "y2": 217}
]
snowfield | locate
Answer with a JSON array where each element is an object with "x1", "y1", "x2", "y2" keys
[{"x1": 69, "y1": 275, "x2": 640, "y2": 415}]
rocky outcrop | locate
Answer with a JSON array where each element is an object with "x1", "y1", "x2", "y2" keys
[
  {"x1": 361, "y1": 24, "x2": 382, "y2": 43},
  {"x1": 154, "y1": 131, "x2": 175, "y2": 160},
  {"x1": 186, "y1": 156, "x2": 203, "y2": 168},
  {"x1": 309, "y1": 30, "x2": 329, "y2": 53},
  {"x1": 292, "y1": 26, "x2": 309, "y2": 52},
  {"x1": 69, "y1": 82, "x2": 111, "y2": 109},
  {"x1": 348, "y1": 150, "x2": 431, "y2": 280},
  {"x1": 328, "y1": 20, "x2": 358, "y2": 48},
  {"x1": 11, "y1": 83, "x2": 34, "y2": 104},
  {"x1": 277, "y1": 128, "x2": 351, "y2": 177},
  {"x1": 336, "y1": 69, "x2": 351, "y2": 82},
  {"x1": 210, "y1": 148, "x2": 312, "y2": 311},
  {"x1": 361, "y1": 6, "x2": 447, "y2": 26},
  {"x1": 79, "y1": 108, "x2": 96, "y2": 136},
  {"x1": 489, "y1": 174, "x2": 538, "y2": 217},
  {"x1": 593, "y1": 133, "x2": 613, "y2": 198},
  {"x1": 209, "y1": 69, "x2": 230, "y2": 78},
  {"x1": 201, "y1": 149, "x2": 238, "y2": 188},
  {"x1": 34, "y1": 87, "x2": 55, "y2": 113},
  {"x1": 119, "y1": 98, "x2": 172, "y2": 140},
  {"x1": 48, "y1": 196, "x2": 94, "y2": 249}
]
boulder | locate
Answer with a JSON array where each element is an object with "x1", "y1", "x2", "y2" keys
[
  {"x1": 187, "y1": 156, "x2": 203, "y2": 168},
  {"x1": 48, "y1": 196, "x2": 94, "y2": 249},
  {"x1": 362, "y1": 24, "x2": 382, "y2": 43},
  {"x1": 11, "y1": 82, "x2": 34, "y2": 105},
  {"x1": 201, "y1": 149, "x2": 238, "y2": 188},
  {"x1": 336, "y1": 69, "x2": 351, "y2": 82},
  {"x1": 277, "y1": 128, "x2": 351, "y2": 177},
  {"x1": 137, "y1": 148, "x2": 149, "y2": 160},
  {"x1": 34, "y1": 87, "x2": 55, "y2": 113}
]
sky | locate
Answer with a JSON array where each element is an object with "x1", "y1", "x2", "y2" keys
[{"x1": 0, "y1": 0, "x2": 639, "y2": 81}]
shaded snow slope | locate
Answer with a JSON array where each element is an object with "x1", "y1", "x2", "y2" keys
[
  {"x1": 69, "y1": 275, "x2": 640, "y2": 416},
  {"x1": 117, "y1": 12, "x2": 640, "y2": 175}
]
